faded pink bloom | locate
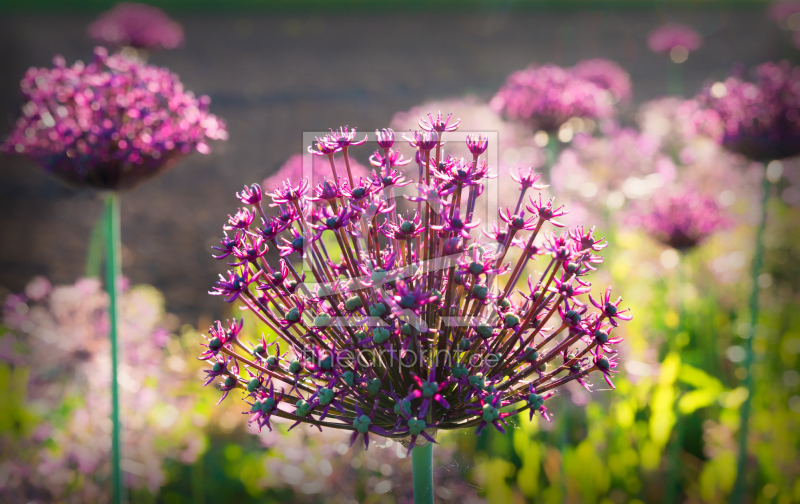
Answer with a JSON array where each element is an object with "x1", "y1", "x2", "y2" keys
[
  {"x1": 571, "y1": 58, "x2": 633, "y2": 103},
  {"x1": 632, "y1": 189, "x2": 730, "y2": 251},
  {"x1": 647, "y1": 23, "x2": 704, "y2": 54},
  {"x1": 768, "y1": 0, "x2": 800, "y2": 22},
  {"x1": 88, "y1": 2, "x2": 184, "y2": 50},
  {"x1": 491, "y1": 63, "x2": 615, "y2": 132}
]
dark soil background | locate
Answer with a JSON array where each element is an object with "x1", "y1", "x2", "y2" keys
[{"x1": 0, "y1": 8, "x2": 786, "y2": 324}]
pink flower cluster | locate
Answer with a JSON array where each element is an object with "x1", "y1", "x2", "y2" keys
[
  {"x1": 697, "y1": 61, "x2": 800, "y2": 161},
  {"x1": 490, "y1": 62, "x2": 621, "y2": 132},
  {"x1": 571, "y1": 58, "x2": 633, "y2": 103},
  {"x1": 1, "y1": 47, "x2": 227, "y2": 190},
  {"x1": 87, "y1": 2, "x2": 185, "y2": 50},
  {"x1": 0, "y1": 278, "x2": 203, "y2": 502},
  {"x1": 633, "y1": 190, "x2": 730, "y2": 251},
  {"x1": 647, "y1": 23, "x2": 704, "y2": 54}
]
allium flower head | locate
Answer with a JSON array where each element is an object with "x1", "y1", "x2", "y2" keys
[
  {"x1": 200, "y1": 113, "x2": 629, "y2": 453},
  {"x1": 697, "y1": 61, "x2": 800, "y2": 161},
  {"x1": 635, "y1": 189, "x2": 729, "y2": 251},
  {"x1": 768, "y1": 1, "x2": 800, "y2": 24},
  {"x1": 647, "y1": 23, "x2": 704, "y2": 54},
  {"x1": 571, "y1": 58, "x2": 633, "y2": 103},
  {"x1": 491, "y1": 63, "x2": 615, "y2": 132},
  {"x1": 1, "y1": 47, "x2": 227, "y2": 190},
  {"x1": 88, "y1": 2, "x2": 185, "y2": 50}
]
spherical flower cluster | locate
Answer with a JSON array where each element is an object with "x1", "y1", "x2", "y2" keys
[
  {"x1": 200, "y1": 112, "x2": 629, "y2": 453},
  {"x1": 490, "y1": 63, "x2": 617, "y2": 132},
  {"x1": 0, "y1": 278, "x2": 202, "y2": 502},
  {"x1": 633, "y1": 189, "x2": 730, "y2": 251},
  {"x1": 87, "y1": 2, "x2": 185, "y2": 50},
  {"x1": 647, "y1": 23, "x2": 703, "y2": 55},
  {"x1": 697, "y1": 61, "x2": 800, "y2": 161},
  {"x1": 1, "y1": 47, "x2": 227, "y2": 190},
  {"x1": 571, "y1": 58, "x2": 633, "y2": 104}
]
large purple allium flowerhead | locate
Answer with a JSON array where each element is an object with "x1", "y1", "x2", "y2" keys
[
  {"x1": 1, "y1": 47, "x2": 227, "y2": 190},
  {"x1": 697, "y1": 61, "x2": 800, "y2": 161},
  {"x1": 635, "y1": 189, "x2": 729, "y2": 251},
  {"x1": 490, "y1": 63, "x2": 616, "y2": 132},
  {"x1": 571, "y1": 58, "x2": 633, "y2": 104},
  {"x1": 200, "y1": 113, "x2": 629, "y2": 453},
  {"x1": 87, "y1": 2, "x2": 185, "y2": 50},
  {"x1": 647, "y1": 23, "x2": 703, "y2": 58}
]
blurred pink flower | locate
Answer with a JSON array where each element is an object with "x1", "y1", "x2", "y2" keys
[
  {"x1": 571, "y1": 58, "x2": 633, "y2": 103},
  {"x1": 768, "y1": 0, "x2": 800, "y2": 22},
  {"x1": 647, "y1": 23, "x2": 703, "y2": 54},
  {"x1": 88, "y1": 2, "x2": 184, "y2": 50},
  {"x1": 0, "y1": 278, "x2": 202, "y2": 502},
  {"x1": 632, "y1": 189, "x2": 730, "y2": 251},
  {"x1": 491, "y1": 63, "x2": 615, "y2": 132}
]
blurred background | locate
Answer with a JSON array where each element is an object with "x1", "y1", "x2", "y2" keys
[{"x1": 1, "y1": 1, "x2": 799, "y2": 503}]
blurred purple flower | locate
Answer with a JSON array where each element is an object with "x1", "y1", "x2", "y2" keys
[
  {"x1": 647, "y1": 23, "x2": 703, "y2": 54},
  {"x1": 87, "y1": 2, "x2": 184, "y2": 50},
  {"x1": 1, "y1": 47, "x2": 227, "y2": 190},
  {"x1": 634, "y1": 189, "x2": 730, "y2": 251},
  {"x1": 768, "y1": 1, "x2": 800, "y2": 23},
  {"x1": 490, "y1": 63, "x2": 615, "y2": 132},
  {"x1": 0, "y1": 278, "x2": 203, "y2": 501},
  {"x1": 697, "y1": 61, "x2": 800, "y2": 161},
  {"x1": 571, "y1": 58, "x2": 633, "y2": 103}
]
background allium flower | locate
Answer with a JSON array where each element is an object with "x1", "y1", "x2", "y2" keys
[
  {"x1": 647, "y1": 23, "x2": 704, "y2": 54},
  {"x1": 632, "y1": 189, "x2": 730, "y2": 251},
  {"x1": 768, "y1": 0, "x2": 800, "y2": 24},
  {"x1": 0, "y1": 47, "x2": 227, "y2": 190},
  {"x1": 552, "y1": 97, "x2": 753, "y2": 230},
  {"x1": 199, "y1": 112, "x2": 629, "y2": 462},
  {"x1": 697, "y1": 61, "x2": 800, "y2": 161},
  {"x1": 264, "y1": 153, "x2": 370, "y2": 191},
  {"x1": 490, "y1": 63, "x2": 615, "y2": 132},
  {"x1": 571, "y1": 58, "x2": 633, "y2": 103},
  {"x1": 0, "y1": 278, "x2": 202, "y2": 503},
  {"x1": 87, "y1": 2, "x2": 185, "y2": 50}
]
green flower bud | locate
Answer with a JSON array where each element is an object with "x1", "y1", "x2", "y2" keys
[
  {"x1": 247, "y1": 377, "x2": 260, "y2": 392},
  {"x1": 314, "y1": 313, "x2": 332, "y2": 327},
  {"x1": 345, "y1": 296, "x2": 363, "y2": 311}
]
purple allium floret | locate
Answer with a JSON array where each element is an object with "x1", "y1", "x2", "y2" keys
[
  {"x1": 1, "y1": 47, "x2": 227, "y2": 190},
  {"x1": 198, "y1": 113, "x2": 631, "y2": 452},
  {"x1": 697, "y1": 61, "x2": 800, "y2": 161}
]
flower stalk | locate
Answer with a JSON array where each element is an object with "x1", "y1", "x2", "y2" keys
[
  {"x1": 104, "y1": 192, "x2": 124, "y2": 504},
  {"x1": 731, "y1": 168, "x2": 771, "y2": 504}
]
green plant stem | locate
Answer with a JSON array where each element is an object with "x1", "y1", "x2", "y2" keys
[
  {"x1": 104, "y1": 193, "x2": 124, "y2": 504},
  {"x1": 731, "y1": 168, "x2": 771, "y2": 504},
  {"x1": 668, "y1": 62, "x2": 684, "y2": 97},
  {"x1": 411, "y1": 442, "x2": 434, "y2": 504},
  {"x1": 85, "y1": 209, "x2": 106, "y2": 278}
]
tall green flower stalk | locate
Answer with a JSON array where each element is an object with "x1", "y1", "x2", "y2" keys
[
  {"x1": 731, "y1": 170, "x2": 772, "y2": 503},
  {"x1": 104, "y1": 193, "x2": 124, "y2": 504}
]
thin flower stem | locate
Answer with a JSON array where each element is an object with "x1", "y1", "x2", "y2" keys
[
  {"x1": 103, "y1": 193, "x2": 123, "y2": 504},
  {"x1": 731, "y1": 167, "x2": 771, "y2": 504}
]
